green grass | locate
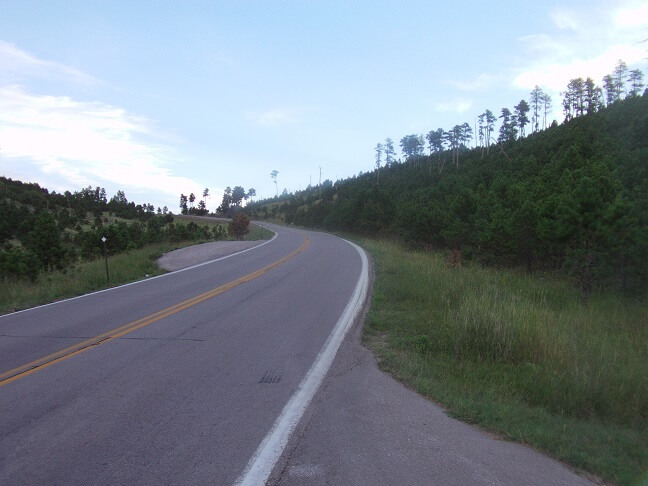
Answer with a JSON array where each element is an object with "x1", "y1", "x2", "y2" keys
[
  {"x1": 359, "y1": 237, "x2": 648, "y2": 485},
  {"x1": 0, "y1": 222, "x2": 272, "y2": 315},
  {"x1": 245, "y1": 221, "x2": 275, "y2": 240},
  {"x1": 174, "y1": 215, "x2": 275, "y2": 240},
  {"x1": 0, "y1": 241, "x2": 175, "y2": 314}
]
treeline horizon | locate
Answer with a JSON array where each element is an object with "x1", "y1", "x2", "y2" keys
[
  {"x1": 249, "y1": 81, "x2": 648, "y2": 297},
  {"x1": 384, "y1": 60, "x2": 644, "y2": 167},
  {"x1": 0, "y1": 179, "x2": 227, "y2": 281},
  {"x1": 177, "y1": 186, "x2": 257, "y2": 217},
  {"x1": 253, "y1": 60, "x2": 644, "y2": 198}
]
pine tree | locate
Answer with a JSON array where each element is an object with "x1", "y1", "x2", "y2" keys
[
  {"x1": 602, "y1": 74, "x2": 617, "y2": 105},
  {"x1": 498, "y1": 108, "x2": 517, "y2": 142},
  {"x1": 375, "y1": 143, "x2": 383, "y2": 186},
  {"x1": 477, "y1": 112, "x2": 486, "y2": 154},
  {"x1": 584, "y1": 77, "x2": 602, "y2": 114},
  {"x1": 541, "y1": 92, "x2": 552, "y2": 128},
  {"x1": 628, "y1": 69, "x2": 644, "y2": 97},
  {"x1": 612, "y1": 59, "x2": 628, "y2": 100},
  {"x1": 484, "y1": 109, "x2": 496, "y2": 151},
  {"x1": 384, "y1": 138, "x2": 396, "y2": 167},
  {"x1": 24, "y1": 211, "x2": 67, "y2": 271},
  {"x1": 514, "y1": 99, "x2": 530, "y2": 137},
  {"x1": 530, "y1": 86, "x2": 547, "y2": 133}
]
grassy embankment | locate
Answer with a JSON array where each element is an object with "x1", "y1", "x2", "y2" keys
[
  {"x1": 359, "y1": 238, "x2": 647, "y2": 485},
  {"x1": 0, "y1": 220, "x2": 273, "y2": 315}
]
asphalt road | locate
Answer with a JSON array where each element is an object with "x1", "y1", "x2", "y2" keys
[
  {"x1": 0, "y1": 224, "x2": 367, "y2": 485},
  {"x1": 0, "y1": 223, "x2": 595, "y2": 485}
]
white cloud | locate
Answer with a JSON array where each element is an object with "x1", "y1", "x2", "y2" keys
[
  {"x1": 248, "y1": 108, "x2": 301, "y2": 126},
  {"x1": 0, "y1": 40, "x2": 95, "y2": 84},
  {"x1": 434, "y1": 99, "x2": 472, "y2": 114},
  {"x1": 448, "y1": 73, "x2": 501, "y2": 92},
  {"x1": 0, "y1": 41, "x2": 208, "y2": 209},
  {"x1": 614, "y1": 1, "x2": 648, "y2": 28},
  {"x1": 0, "y1": 85, "x2": 203, "y2": 206},
  {"x1": 550, "y1": 9, "x2": 582, "y2": 31},
  {"x1": 517, "y1": 33, "x2": 575, "y2": 58},
  {"x1": 513, "y1": 44, "x2": 646, "y2": 91},
  {"x1": 513, "y1": 1, "x2": 647, "y2": 92}
]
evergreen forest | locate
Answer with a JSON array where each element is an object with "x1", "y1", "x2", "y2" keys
[{"x1": 249, "y1": 79, "x2": 647, "y2": 298}]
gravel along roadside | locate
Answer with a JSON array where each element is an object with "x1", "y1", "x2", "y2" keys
[{"x1": 157, "y1": 241, "x2": 262, "y2": 271}]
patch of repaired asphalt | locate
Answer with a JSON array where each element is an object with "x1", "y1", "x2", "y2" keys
[{"x1": 157, "y1": 241, "x2": 261, "y2": 271}]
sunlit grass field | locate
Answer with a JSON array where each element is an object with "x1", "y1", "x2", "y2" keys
[{"x1": 359, "y1": 238, "x2": 647, "y2": 485}]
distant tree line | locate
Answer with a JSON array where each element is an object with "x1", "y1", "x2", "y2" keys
[
  {"x1": 179, "y1": 189, "x2": 209, "y2": 216},
  {"x1": 370, "y1": 60, "x2": 644, "y2": 174},
  {"x1": 0, "y1": 179, "x2": 226, "y2": 281},
  {"x1": 178, "y1": 186, "x2": 256, "y2": 216},
  {"x1": 217, "y1": 186, "x2": 255, "y2": 215}
]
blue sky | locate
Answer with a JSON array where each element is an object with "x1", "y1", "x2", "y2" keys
[{"x1": 1, "y1": 1, "x2": 646, "y2": 211}]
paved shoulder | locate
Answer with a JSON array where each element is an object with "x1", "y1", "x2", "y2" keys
[
  {"x1": 157, "y1": 240, "x2": 263, "y2": 271},
  {"x1": 273, "y1": 296, "x2": 595, "y2": 486}
]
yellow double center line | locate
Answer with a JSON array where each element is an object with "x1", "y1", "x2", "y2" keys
[{"x1": 0, "y1": 236, "x2": 310, "y2": 388}]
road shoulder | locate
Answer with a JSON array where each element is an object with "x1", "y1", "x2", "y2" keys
[
  {"x1": 272, "y1": 258, "x2": 595, "y2": 486},
  {"x1": 157, "y1": 241, "x2": 261, "y2": 271}
]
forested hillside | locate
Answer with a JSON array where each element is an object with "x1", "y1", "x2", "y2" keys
[
  {"x1": 250, "y1": 92, "x2": 648, "y2": 296},
  {"x1": 0, "y1": 180, "x2": 226, "y2": 280}
]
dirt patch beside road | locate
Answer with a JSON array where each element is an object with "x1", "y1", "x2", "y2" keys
[{"x1": 157, "y1": 241, "x2": 262, "y2": 271}]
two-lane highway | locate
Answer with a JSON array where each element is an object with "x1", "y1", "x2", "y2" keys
[{"x1": 0, "y1": 224, "x2": 368, "y2": 485}]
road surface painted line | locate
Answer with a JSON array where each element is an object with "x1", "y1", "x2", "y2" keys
[
  {"x1": 0, "y1": 225, "x2": 277, "y2": 320},
  {"x1": 234, "y1": 239, "x2": 369, "y2": 486},
  {"x1": 0, "y1": 236, "x2": 309, "y2": 388}
]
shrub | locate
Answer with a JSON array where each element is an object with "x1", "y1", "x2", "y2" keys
[{"x1": 228, "y1": 213, "x2": 250, "y2": 240}]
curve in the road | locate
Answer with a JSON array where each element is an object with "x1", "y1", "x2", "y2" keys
[
  {"x1": 236, "y1": 239, "x2": 369, "y2": 486},
  {"x1": 0, "y1": 228, "x2": 278, "y2": 320},
  {"x1": 0, "y1": 235, "x2": 310, "y2": 388},
  {"x1": 0, "y1": 224, "x2": 369, "y2": 485}
]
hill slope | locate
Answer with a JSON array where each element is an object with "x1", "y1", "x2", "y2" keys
[{"x1": 250, "y1": 94, "x2": 648, "y2": 296}]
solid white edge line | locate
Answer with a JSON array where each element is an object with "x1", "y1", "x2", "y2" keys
[
  {"x1": 0, "y1": 225, "x2": 277, "y2": 320},
  {"x1": 234, "y1": 238, "x2": 369, "y2": 486}
]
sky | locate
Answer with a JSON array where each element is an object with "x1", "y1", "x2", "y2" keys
[{"x1": 1, "y1": 0, "x2": 646, "y2": 212}]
